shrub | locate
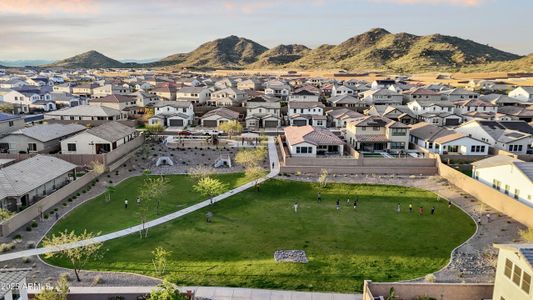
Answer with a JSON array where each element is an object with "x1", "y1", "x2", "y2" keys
[
  {"x1": 13, "y1": 234, "x2": 22, "y2": 240},
  {"x1": 62, "y1": 203, "x2": 67, "y2": 207},
  {"x1": 44, "y1": 214, "x2": 49, "y2": 219},
  {"x1": 59, "y1": 272, "x2": 71, "y2": 282},
  {"x1": 91, "y1": 275, "x2": 103, "y2": 286},
  {"x1": 25, "y1": 226, "x2": 32, "y2": 232},
  {"x1": 424, "y1": 273, "x2": 436, "y2": 283},
  {"x1": 0, "y1": 243, "x2": 15, "y2": 252},
  {"x1": 26, "y1": 241, "x2": 35, "y2": 249},
  {"x1": 21, "y1": 257, "x2": 31, "y2": 264}
]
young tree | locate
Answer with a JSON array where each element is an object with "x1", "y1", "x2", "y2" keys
[
  {"x1": 318, "y1": 169, "x2": 329, "y2": 189},
  {"x1": 245, "y1": 166, "x2": 267, "y2": 191},
  {"x1": 188, "y1": 165, "x2": 216, "y2": 183},
  {"x1": 89, "y1": 160, "x2": 106, "y2": 175},
  {"x1": 35, "y1": 276, "x2": 69, "y2": 300},
  {"x1": 137, "y1": 176, "x2": 170, "y2": 238},
  {"x1": 218, "y1": 120, "x2": 243, "y2": 138},
  {"x1": 105, "y1": 186, "x2": 116, "y2": 203},
  {"x1": 42, "y1": 230, "x2": 103, "y2": 282},
  {"x1": 235, "y1": 147, "x2": 267, "y2": 169},
  {"x1": 193, "y1": 177, "x2": 227, "y2": 202},
  {"x1": 152, "y1": 246, "x2": 172, "y2": 276},
  {"x1": 0, "y1": 208, "x2": 14, "y2": 222},
  {"x1": 0, "y1": 102, "x2": 15, "y2": 113},
  {"x1": 146, "y1": 124, "x2": 165, "y2": 140},
  {"x1": 149, "y1": 280, "x2": 186, "y2": 300}
]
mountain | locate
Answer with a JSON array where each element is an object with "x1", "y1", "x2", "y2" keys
[
  {"x1": 37, "y1": 30, "x2": 529, "y2": 72},
  {"x1": 285, "y1": 28, "x2": 521, "y2": 72},
  {"x1": 248, "y1": 44, "x2": 311, "y2": 68},
  {"x1": 44, "y1": 50, "x2": 127, "y2": 68},
  {"x1": 0, "y1": 60, "x2": 54, "y2": 67},
  {"x1": 462, "y1": 53, "x2": 533, "y2": 72},
  {"x1": 155, "y1": 35, "x2": 268, "y2": 69}
]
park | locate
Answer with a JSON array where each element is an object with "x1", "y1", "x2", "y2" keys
[{"x1": 43, "y1": 175, "x2": 476, "y2": 292}]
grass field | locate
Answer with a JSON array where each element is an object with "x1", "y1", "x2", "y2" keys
[
  {"x1": 45, "y1": 179, "x2": 476, "y2": 292},
  {"x1": 49, "y1": 173, "x2": 248, "y2": 235}
]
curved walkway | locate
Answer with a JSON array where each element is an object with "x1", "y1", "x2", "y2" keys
[{"x1": 0, "y1": 137, "x2": 280, "y2": 262}]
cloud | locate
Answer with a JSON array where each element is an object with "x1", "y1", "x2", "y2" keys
[
  {"x1": 0, "y1": 0, "x2": 97, "y2": 15},
  {"x1": 371, "y1": 0, "x2": 484, "y2": 6}
]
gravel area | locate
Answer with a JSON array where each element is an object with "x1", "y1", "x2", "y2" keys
[
  {"x1": 274, "y1": 250, "x2": 309, "y2": 263},
  {"x1": 277, "y1": 173, "x2": 526, "y2": 283}
]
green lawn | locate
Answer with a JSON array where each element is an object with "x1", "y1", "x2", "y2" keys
[
  {"x1": 49, "y1": 173, "x2": 248, "y2": 235},
  {"x1": 45, "y1": 179, "x2": 475, "y2": 292}
]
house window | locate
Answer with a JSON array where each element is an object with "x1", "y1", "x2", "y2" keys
[
  {"x1": 390, "y1": 142, "x2": 405, "y2": 150},
  {"x1": 391, "y1": 128, "x2": 407, "y2": 136},
  {"x1": 67, "y1": 143, "x2": 77, "y2": 152},
  {"x1": 373, "y1": 127, "x2": 379, "y2": 131},
  {"x1": 8, "y1": 121, "x2": 14, "y2": 127},
  {"x1": 523, "y1": 272, "x2": 531, "y2": 294},
  {"x1": 504, "y1": 185, "x2": 510, "y2": 195},
  {"x1": 28, "y1": 143, "x2": 37, "y2": 152},
  {"x1": 513, "y1": 265, "x2": 523, "y2": 286},
  {"x1": 504, "y1": 259, "x2": 513, "y2": 278},
  {"x1": 514, "y1": 189, "x2": 520, "y2": 199}
]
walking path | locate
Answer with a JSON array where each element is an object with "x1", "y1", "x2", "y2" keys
[
  {"x1": 0, "y1": 138, "x2": 280, "y2": 262},
  {"x1": 29, "y1": 286, "x2": 361, "y2": 300}
]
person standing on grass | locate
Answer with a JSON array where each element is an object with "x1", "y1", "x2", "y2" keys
[
  {"x1": 409, "y1": 203, "x2": 413, "y2": 213},
  {"x1": 431, "y1": 206, "x2": 435, "y2": 215},
  {"x1": 397, "y1": 203, "x2": 401, "y2": 213},
  {"x1": 419, "y1": 206, "x2": 423, "y2": 215},
  {"x1": 317, "y1": 192, "x2": 321, "y2": 203},
  {"x1": 137, "y1": 197, "x2": 141, "y2": 205},
  {"x1": 336, "y1": 199, "x2": 340, "y2": 211},
  {"x1": 124, "y1": 199, "x2": 128, "y2": 209},
  {"x1": 353, "y1": 200, "x2": 357, "y2": 210},
  {"x1": 206, "y1": 211, "x2": 213, "y2": 223},
  {"x1": 294, "y1": 202, "x2": 299, "y2": 213},
  {"x1": 448, "y1": 200, "x2": 452, "y2": 208}
]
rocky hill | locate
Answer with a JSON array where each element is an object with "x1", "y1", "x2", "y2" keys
[
  {"x1": 44, "y1": 50, "x2": 126, "y2": 68},
  {"x1": 248, "y1": 44, "x2": 310, "y2": 68}
]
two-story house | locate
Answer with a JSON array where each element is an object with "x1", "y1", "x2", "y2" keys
[
  {"x1": 209, "y1": 88, "x2": 247, "y2": 107},
  {"x1": 509, "y1": 86, "x2": 533, "y2": 102},
  {"x1": 176, "y1": 86, "x2": 211, "y2": 104},
  {"x1": 245, "y1": 97, "x2": 281, "y2": 129},
  {"x1": 149, "y1": 101, "x2": 195, "y2": 128},
  {"x1": 287, "y1": 102, "x2": 326, "y2": 127},
  {"x1": 360, "y1": 89, "x2": 403, "y2": 106},
  {"x1": 344, "y1": 115, "x2": 409, "y2": 153}
]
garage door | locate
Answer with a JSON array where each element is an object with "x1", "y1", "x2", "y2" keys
[
  {"x1": 264, "y1": 120, "x2": 279, "y2": 128},
  {"x1": 169, "y1": 119, "x2": 184, "y2": 127},
  {"x1": 203, "y1": 120, "x2": 218, "y2": 127},
  {"x1": 444, "y1": 119, "x2": 460, "y2": 126},
  {"x1": 293, "y1": 119, "x2": 307, "y2": 126}
]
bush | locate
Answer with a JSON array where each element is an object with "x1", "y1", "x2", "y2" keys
[
  {"x1": 21, "y1": 257, "x2": 32, "y2": 264},
  {"x1": 13, "y1": 234, "x2": 22, "y2": 240},
  {"x1": 26, "y1": 241, "x2": 35, "y2": 249},
  {"x1": 59, "y1": 272, "x2": 71, "y2": 282},
  {"x1": 424, "y1": 273, "x2": 436, "y2": 283},
  {"x1": 62, "y1": 203, "x2": 67, "y2": 207},
  {"x1": 44, "y1": 214, "x2": 49, "y2": 219},
  {"x1": 0, "y1": 243, "x2": 15, "y2": 252},
  {"x1": 26, "y1": 226, "x2": 32, "y2": 232},
  {"x1": 31, "y1": 220, "x2": 38, "y2": 228}
]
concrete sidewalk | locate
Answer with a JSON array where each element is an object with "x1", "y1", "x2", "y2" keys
[
  {"x1": 30, "y1": 286, "x2": 361, "y2": 300},
  {"x1": 0, "y1": 137, "x2": 280, "y2": 262}
]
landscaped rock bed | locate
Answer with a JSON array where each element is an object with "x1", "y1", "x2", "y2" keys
[{"x1": 274, "y1": 250, "x2": 308, "y2": 263}]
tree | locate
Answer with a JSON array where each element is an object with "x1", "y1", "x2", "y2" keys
[
  {"x1": 105, "y1": 186, "x2": 116, "y2": 203},
  {"x1": 146, "y1": 124, "x2": 165, "y2": 140},
  {"x1": 318, "y1": 169, "x2": 329, "y2": 189},
  {"x1": 519, "y1": 227, "x2": 533, "y2": 242},
  {"x1": 218, "y1": 120, "x2": 242, "y2": 138},
  {"x1": 137, "y1": 176, "x2": 170, "y2": 238},
  {"x1": 0, "y1": 103, "x2": 14, "y2": 113},
  {"x1": 0, "y1": 208, "x2": 14, "y2": 222},
  {"x1": 35, "y1": 276, "x2": 69, "y2": 300},
  {"x1": 193, "y1": 177, "x2": 227, "y2": 202},
  {"x1": 152, "y1": 246, "x2": 172, "y2": 276},
  {"x1": 149, "y1": 280, "x2": 186, "y2": 300},
  {"x1": 42, "y1": 230, "x2": 103, "y2": 282},
  {"x1": 245, "y1": 166, "x2": 267, "y2": 191},
  {"x1": 235, "y1": 147, "x2": 267, "y2": 169},
  {"x1": 188, "y1": 165, "x2": 216, "y2": 183}
]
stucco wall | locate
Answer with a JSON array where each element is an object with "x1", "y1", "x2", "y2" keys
[{"x1": 363, "y1": 281, "x2": 494, "y2": 300}]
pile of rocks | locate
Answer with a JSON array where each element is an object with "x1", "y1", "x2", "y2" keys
[{"x1": 274, "y1": 250, "x2": 308, "y2": 263}]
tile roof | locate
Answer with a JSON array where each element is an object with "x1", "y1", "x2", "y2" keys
[
  {"x1": 0, "y1": 155, "x2": 76, "y2": 200},
  {"x1": 86, "y1": 121, "x2": 136, "y2": 142},
  {"x1": 0, "y1": 268, "x2": 31, "y2": 296},
  {"x1": 284, "y1": 126, "x2": 344, "y2": 146},
  {"x1": 90, "y1": 94, "x2": 134, "y2": 104},
  {"x1": 514, "y1": 162, "x2": 533, "y2": 182},
  {"x1": 46, "y1": 105, "x2": 122, "y2": 117},
  {"x1": 7, "y1": 123, "x2": 85, "y2": 142},
  {"x1": 288, "y1": 102, "x2": 325, "y2": 109},
  {"x1": 201, "y1": 108, "x2": 239, "y2": 120}
]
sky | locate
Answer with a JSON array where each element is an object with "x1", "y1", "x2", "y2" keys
[{"x1": 0, "y1": 0, "x2": 532, "y2": 61}]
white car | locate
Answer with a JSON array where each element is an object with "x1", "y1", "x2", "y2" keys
[{"x1": 197, "y1": 129, "x2": 223, "y2": 136}]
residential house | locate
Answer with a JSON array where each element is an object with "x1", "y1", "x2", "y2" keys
[
  {"x1": 287, "y1": 102, "x2": 326, "y2": 127},
  {"x1": 402, "y1": 87, "x2": 442, "y2": 103},
  {"x1": 92, "y1": 84, "x2": 131, "y2": 98},
  {"x1": 498, "y1": 106, "x2": 533, "y2": 123},
  {"x1": 209, "y1": 88, "x2": 247, "y2": 107},
  {"x1": 128, "y1": 91, "x2": 158, "y2": 108},
  {"x1": 493, "y1": 243, "x2": 533, "y2": 300},
  {"x1": 237, "y1": 79, "x2": 261, "y2": 91},
  {"x1": 371, "y1": 79, "x2": 396, "y2": 89},
  {"x1": 472, "y1": 156, "x2": 533, "y2": 205},
  {"x1": 176, "y1": 86, "x2": 211, "y2": 104},
  {"x1": 89, "y1": 94, "x2": 137, "y2": 113},
  {"x1": 481, "y1": 94, "x2": 526, "y2": 107},
  {"x1": 52, "y1": 83, "x2": 74, "y2": 94},
  {"x1": 288, "y1": 89, "x2": 320, "y2": 102},
  {"x1": 327, "y1": 95, "x2": 362, "y2": 108},
  {"x1": 509, "y1": 86, "x2": 533, "y2": 102},
  {"x1": 360, "y1": 89, "x2": 403, "y2": 106},
  {"x1": 344, "y1": 116, "x2": 409, "y2": 152},
  {"x1": 152, "y1": 86, "x2": 177, "y2": 101},
  {"x1": 454, "y1": 99, "x2": 498, "y2": 115},
  {"x1": 331, "y1": 85, "x2": 355, "y2": 97},
  {"x1": 61, "y1": 121, "x2": 138, "y2": 155},
  {"x1": 0, "y1": 268, "x2": 31, "y2": 300},
  {"x1": 215, "y1": 78, "x2": 237, "y2": 90},
  {"x1": 284, "y1": 125, "x2": 344, "y2": 157},
  {"x1": 245, "y1": 97, "x2": 281, "y2": 129},
  {"x1": 45, "y1": 105, "x2": 128, "y2": 122},
  {"x1": 366, "y1": 105, "x2": 417, "y2": 125},
  {"x1": 0, "y1": 123, "x2": 85, "y2": 153},
  {"x1": 455, "y1": 120, "x2": 533, "y2": 154},
  {"x1": 0, "y1": 113, "x2": 24, "y2": 137},
  {"x1": 409, "y1": 122, "x2": 489, "y2": 155},
  {"x1": 265, "y1": 81, "x2": 291, "y2": 100},
  {"x1": 439, "y1": 88, "x2": 479, "y2": 101},
  {"x1": 72, "y1": 83, "x2": 99, "y2": 98},
  {"x1": 200, "y1": 108, "x2": 240, "y2": 128},
  {"x1": 326, "y1": 108, "x2": 364, "y2": 128},
  {"x1": 149, "y1": 101, "x2": 194, "y2": 127},
  {"x1": 407, "y1": 100, "x2": 461, "y2": 126}
]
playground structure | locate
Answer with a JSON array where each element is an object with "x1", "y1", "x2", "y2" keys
[
  {"x1": 156, "y1": 156, "x2": 174, "y2": 167},
  {"x1": 214, "y1": 154, "x2": 232, "y2": 168}
]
